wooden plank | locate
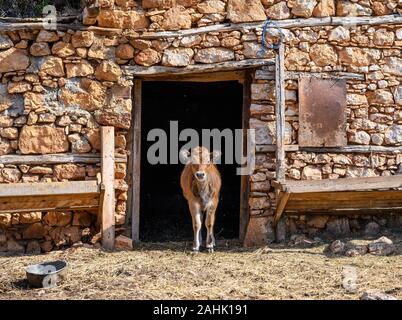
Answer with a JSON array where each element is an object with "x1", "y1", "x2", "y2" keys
[
  {"x1": 239, "y1": 71, "x2": 251, "y2": 243},
  {"x1": 131, "y1": 80, "x2": 142, "y2": 243},
  {"x1": 0, "y1": 181, "x2": 100, "y2": 197},
  {"x1": 0, "y1": 153, "x2": 127, "y2": 165},
  {"x1": 0, "y1": 194, "x2": 100, "y2": 214},
  {"x1": 255, "y1": 145, "x2": 402, "y2": 154},
  {"x1": 255, "y1": 70, "x2": 365, "y2": 81},
  {"x1": 275, "y1": 41, "x2": 286, "y2": 182},
  {"x1": 100, "y1": 127, "x2": 115, "y2": 250},
  {"x1": 274, "y1": 190, "x2": 290, "y2": 226},
  {"x1": 277, "y1": 175, "x2": 402, "y2": 193},
  {"x1": 139, "y1": 70, "x2": 246, "y2": 82},
  {"x1": 286, "y1": 190, "x2": 402, "y2": 211},
  {"x1": 123, "y1": 59, "x2": 273, "y2": 76}
]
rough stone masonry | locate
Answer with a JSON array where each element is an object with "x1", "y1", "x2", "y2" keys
[{"x1": 0, "y1": 0, "x2": 402, "y2": 252}]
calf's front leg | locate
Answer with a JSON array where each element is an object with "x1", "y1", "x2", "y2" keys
[
  {"x1": 189, "y1": 202, "x2": 202, "y2": 252},
  {"x1": 205, "y1": 205, "x2": 217, "y2": 253}
]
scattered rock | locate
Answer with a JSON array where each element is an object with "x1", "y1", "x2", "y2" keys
[
  {"x1": 368, "y1": 236, "x2": 395, "y2": 256},
  {"x1": 115, "y1": 235, "x2": 133, "y2": 250},
  {"x1": 361, "y1": 291, "x2": 398, "y2": 300},
  {"x1": 328, "y1": 239, "x2": 345, "y2": 254}
]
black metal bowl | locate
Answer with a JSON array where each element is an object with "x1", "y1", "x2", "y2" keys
[{"x1": 25, "y1": 260, "x2": 67, "y2": 288}]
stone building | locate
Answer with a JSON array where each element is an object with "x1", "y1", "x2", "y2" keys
[{"x1": 0, "y1": 0, "x2": 401, "y2": 253}]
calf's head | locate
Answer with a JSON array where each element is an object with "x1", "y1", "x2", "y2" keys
[{"x1": 180, "y1": 146, "x2": 221, "y2": 182}]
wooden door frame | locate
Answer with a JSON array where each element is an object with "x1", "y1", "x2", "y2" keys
[{"x1": 127, "y1": 70, "x2": 252, "y2": 243}]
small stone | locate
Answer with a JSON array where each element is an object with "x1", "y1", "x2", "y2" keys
[
  {"x1": 115, "y1": 235, "x2": 133, "y2": 250},
  {"x1": 291, "y1": 0, "x2": 317, "y2": 18},
  {"x1": 0, "y1": 34, "x2": 13, "y2": 49},
  {"x1": 68, "y1": 134, "x2": 92, "y2": 153},
  {"x1": 7, "y1": 239, "x2": 25, "y2": 253},
  {"x1": 40, "y1": 56, "x2": 65, "y2": 77},
  {"x1": 71, "y1": 31, "x2": 94, "y2": 48},
  {"x1": 26, "y1": 240, "x2": 41, "y2": 254},
  {"x1": 54, "y1": 164, "x2": 86, "y2": 180},
  {"x1": 72, "y1": 212, "x2": 92, "y2": 227},
  {"x1": 313, "y1": 0, "x2": 335, "y2": 17},
  {"x1": 326, "y1": 218, "x2": 350, "y2": 237},
  {"x1": 40, "y1": 241, "x2": 53, "y2": 252},
  {"x1": 227, "y1": 0, "x2": 266, "y2": 23},
  {"x1": 116, "y1": 44, "x2": 135, "y2": 60},
  {"x1": 307, "y1": 215, "x2": 329, "y2": 229},
  {"x1": 52, "y1": 42, "x2": 75, "y2": 57},
  {"x1": 365, "y1": 222, "x2": 380, "y2": 236},
  {"x1": 36, "y1": 30, "x2": 59, "y2": 42},
  {"x1": 360, "y1": 291, "x2": 397, "y2": 300},
  {"x1": 302, "y1": 165, "x2": 322, "y2": 180},
  {"x1": 328, "y1": 239, "x2": 345, "y2": 254},
  {"x1": 66, "y1": 61, "x2": 94, "y2": 78},
  {"x1": 349, "y1": 131, "x2": 371, "y2": 145},
  {"x1": 19, "y1": 126, "x2": 69, "y2": 154},
  {"x1": 161, "y1": 6, "x2": 192, "y2": 30},
  {"x1": 265, "y1": 1, "x2": 290, "y2": 20},
  {"x1": 134, "y1": 48, "x2": 161, "y2": 66},
  {"x1": 19, "y1": 212, "x2": 42, "y2": 224},
  {"x1": 384, "y1": 125, "x2": 402, "y2": 145},
  {"x1": 95, "y1": 61, "x2": 122, "y2": 81},
  {"x1": 368, "y1": 236, "x2": 395, "y2": 256},
  {"x1": 43, "y1": 212, "x2": 72, "y2": 227},
  {"x1": 194, "y1": 47, "x2": 235, "y2": 63},
  {"x1": 162, "y1": 48, "x2": 194, "y2": 67},
  {"x1": 23, "y1": 223, "x2": 46, "y2": 239},
  {"x1": 30, "y1": 42, "x2": 51, "y2": 56},
  {"x1": 309, "y1": 44, "x2": 338, "y2": 66},
  {"x1": 328, "y1": 26, "x2": 350, "y2": 42},
  {"x1": 0, "y1": 48, "x2": 30, "y2": 73}
]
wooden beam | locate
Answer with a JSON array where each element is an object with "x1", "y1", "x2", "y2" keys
[
  {"x1": 123, "y1": 59, "x2": 273, "y2": 76},
  {"x1": 275, "y1": 41, "x2": 286, "y2": 182},
  {"x1": 0, "y1": 193, "x2": 100, "y2": 214},
  {"x1": 239, "y1": 71, "x2": 251, "y2": 243},
  {"x1": 256, "y1": 145, "x2": 402, "y2": 153},
  {"x1": 0, "y1": 180, "x2": 100, "y2": 197},
  {"x1": 272, "y1": 175, "x2": 402, "y2": 193},
  {"x1": 274, "y1": 190, "x2": 290, "y2": 226},
  {"x1": 255, "y1": 70, "x2": 365, "y2": 81},
  {"x1": 139, "y1": 70, "x2": 246, "y2": 82},
  {"x1": 0, "y1": 153, "x2": 127, "y2": 165},
  {"x1": 100, "y1": 126, "x2": 115, "y2": 250},
  {"x1": 131, "y1": 80, "x2": 142, "y2": 243},
  {"x1": 286, "y1": 190, "x2": 402, "y2": 211},
  {"x1": 1, "y1": 14, "x2": 400, "y2": 35}
]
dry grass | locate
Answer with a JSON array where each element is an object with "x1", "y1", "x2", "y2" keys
[{"x1": 0, "y1": 234, "x2": 401, "y2": 300}]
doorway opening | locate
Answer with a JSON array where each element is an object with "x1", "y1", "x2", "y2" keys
[{"x1": 140, "y1": 81, "x2": 244, "y2": 242}]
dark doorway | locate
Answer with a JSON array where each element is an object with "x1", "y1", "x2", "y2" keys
[{"x1": 140, "y1": 81, "x2": 243, "y2": 242}]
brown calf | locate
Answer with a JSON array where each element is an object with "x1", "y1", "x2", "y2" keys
[{"x1": 180, "y1": 146, "x2": 221, "y2": 252}]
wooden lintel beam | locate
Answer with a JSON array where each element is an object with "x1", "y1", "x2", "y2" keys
[{"x1": 122, "y1": 59, "x2": 273, "y2": 76}]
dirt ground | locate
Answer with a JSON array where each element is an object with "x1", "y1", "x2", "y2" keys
[{"x1": 0, "y1": 234, "x2": 401, "y2": 300}]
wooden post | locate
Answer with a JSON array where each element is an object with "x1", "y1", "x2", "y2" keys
[
  {"x1": 239, "y1": 71, "x2": 251, "y2": 243},
  {"x1": 275, "y1": 41, "x2": 286, "y2": 182},
  {"x1": 131, "y1": 80, "x2": 142, "y2": 243},
  {"x1": 100, "y1": 126, "x2": 115, "y2": 250}
]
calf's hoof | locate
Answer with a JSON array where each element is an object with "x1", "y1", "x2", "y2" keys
[
  {"x1": 207, "y1": 248, "x2": 214, "y2": 253},
  {"x1": 191, "y1": 247, "x2": 199, "y2": 254}
]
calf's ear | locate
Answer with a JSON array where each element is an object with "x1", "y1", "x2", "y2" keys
[
  {"x1": 179, "y1": 148, "x2": 191, "y2": 164},
  {"x1": 211, "y1": 150, "x2": 221, "y2": 163}
]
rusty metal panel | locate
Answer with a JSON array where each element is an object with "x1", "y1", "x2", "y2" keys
[{"x1": 299, "y1": 77, "x2": 347, "y2": 147}]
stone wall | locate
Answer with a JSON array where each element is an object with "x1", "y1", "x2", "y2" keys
[
  {"x1": 0, "y1": 1, "x2": 402, "y2": 252},
  {"x1": 84, "y1": 0, "x2": 401, "y2": 30}
]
